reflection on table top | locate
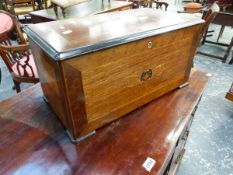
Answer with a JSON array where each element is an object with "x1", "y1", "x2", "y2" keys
[
  {"x1": 30, "y1": 0, "x2": 133, "y2": 20},
  {"x1": 0, "y1": 69, "x2": 210, "y2": 175}
]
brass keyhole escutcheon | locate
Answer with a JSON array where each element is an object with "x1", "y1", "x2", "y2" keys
[
  {"x1": 140, "y1": 69, "x2": 153, "y2": 81},
  {"x1": 147, "y1": 41, "x2": 153, "y2": 49}
]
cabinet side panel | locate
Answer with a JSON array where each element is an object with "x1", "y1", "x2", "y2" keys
[
  {"x1": 184, "y1": 23, "x2": 204, "y2": 80},
  {"x1": 29, "y1": 39, "x2": 70, "y2": 130},
  {"x1": 61, "y1": 63, "x2": 88, "y2": 138}
]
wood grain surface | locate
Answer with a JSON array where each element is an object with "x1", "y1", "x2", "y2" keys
[
  {"x1": 27, "y1": 9, "x2": 204, "y2": 139},
  {"x1": 0, "y1": 69, "x2": 210, "y2": 175},
  {"x1": 27, "y1": 8, "x2": 204, "y2": 54},
  {"x1": 61, "y1": 25, "x2": 201, "y2": 138}
]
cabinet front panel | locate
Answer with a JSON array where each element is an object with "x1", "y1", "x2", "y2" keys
[{"x1": 63, "y1": 25, "x2": 200, "y2": 124}]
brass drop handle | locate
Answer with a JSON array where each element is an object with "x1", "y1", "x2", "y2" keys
[
  {"x1": 140, "y1": 69, "x2": 153, "y2": 81},
  {"x1": 147, "y1": 41, "x2": 153, "y2": 49}
]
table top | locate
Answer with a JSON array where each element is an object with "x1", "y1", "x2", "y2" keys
[
  {"x1": 0, "y1": 69, "x2": 210, "y2": 175},
  {"x1": 26, "y1": 8, "x2": 204, "y2": 60},
  {"x1": 30, "y1": 0, "x2": 133, "y2": 20}
]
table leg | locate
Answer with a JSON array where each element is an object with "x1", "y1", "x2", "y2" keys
[
  {"x1": 61, "y1": 7, "x2": 66, "y2": 17},
  {"x1": 223, "y1": 37, "x2": 233, "y2": 63},
  {"x1": 229, "y1": 55, "x2": 233, "y2": 64},
  {"x1": 45, "y1": 0, "x2": 48, "y2": 8},
  {"x1": 229, "y1": 40, "x2": 233, "y2": 64},
  {"x1": 217, "y1": 26, "x2": 225, "y2": 42},
  {"x1": 52, "y1": 3, "x2": 58, "y2": 16}
]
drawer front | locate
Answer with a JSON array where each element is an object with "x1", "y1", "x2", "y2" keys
[
  {"x1": 63, "y1": 25, "x2": 200, "y2": 124},
  {"x1": 165, "y1": 103, "x2": 199, "y2": 174}
]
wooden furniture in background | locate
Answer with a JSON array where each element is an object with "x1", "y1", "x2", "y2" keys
[
  {"x1": 226, "y1": 82, "x2": 233, "y2": 101},
  {"x1": 29, "y1": 0, "x2": 132, "y2": 23},
  {"x1": 0, "y1": 1, "x2": 4, "y2": 10},
  {"x1": 51, "y1": 0, "x2": 89, "y2": 17},
  {"x1": 183, "y1": 2, "x2": 203, "y2": 12},
  {"x1": 129, "y1": 0, "x2": 149, "y2": 8},
  {"x1": 152, "y1": 0, "x2": 169, "y2": 11},
  {"x1": 200, "y1": 2, "x2": 220, "y2": 43},
  {"x1": 0, "y1": 69, "x2": 210, "y2": 175},
  {"x1": 178, "y1": 2, "x2": 233, "y2": 64},
  {"x1": 200, "y1": 6, "x2": 233, "y2": 63},
  {"x1": 25, "y1": 9, "x2": 204, "y2": 141},
  {"x1": 39, "y1": 0, "x2": 50, "y2": 9},
  {"x1": 205, "y1": 0, "x2": 232, "y2": 11},
  {"x1": 144, "y1": 0, "x2": 169, "y2": 10},
  {"x1": 228, "y1": 38, "x2": 233, "y2": 64},
  {"x1": 4, "y1": 0, "x2": 36, "y2": 16},
  {"x1": 0, "y1": 10, "x2": 39, "y2": 93}
]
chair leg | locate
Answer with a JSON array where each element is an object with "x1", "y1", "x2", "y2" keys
[
  {"x1": 229, "y1": 55, "x2": 233, "y2": 64},
  {"x1": 13, "y1": 80, "x2": 21, "y2": 93},
  {"x1": 229, "y1": 48, "x2": 233, "y2": 64},
  {"x1": 223, "y1": 37, "x2": 233, "y2": 63},
  {"x1": 202, "y1": 30, "x2": 208, "y2": 45},
  {"x1": 217, "y1": 25, "x2": 225, "y2": 42}
]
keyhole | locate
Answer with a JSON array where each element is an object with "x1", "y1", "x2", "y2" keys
[{"x1": 148, "y1": 41, "x2": 153, "y2": 49}]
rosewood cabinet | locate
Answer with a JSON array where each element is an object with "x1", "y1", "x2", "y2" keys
[{"x1": 25, "y1": 9, "x2": 204, "y2": 141}]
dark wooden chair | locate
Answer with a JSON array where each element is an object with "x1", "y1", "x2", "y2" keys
[
  {"x1": 151, "y1": 0, "x2": 169, "y2": 11},
  {"x1": 203, "y1": 0, "x2": 232, "y2": 45},
  {"x1": 39, "y1": 0, "x2": 50, "y2": 9},
  {"x1": 178, "y1": 2, "x2": 220, "y2": 41},
  {"x1": 205, "y1": 0, "x2": 232, "y2": 11},
  {"x1": 183, "y1": 0, "x2": 231, "y2": 43},
  {"x1": 227, "y1": 37, "x2": 233, "y2": 64},
  {"x1": 3, "y1": 0, "x2": 36, "y2": 20},
  {"x1": 178, "y1": 2, "x2": 219, "y2": 66},
  {"x1": 0, "y1": 10, "x2": 39, "y2": 93},
  {"x1": 128, "y1": 0, "x2": 149, "y2": 9},
  {"x1": 201, "y1": 3, "x2": 220, "y2": 38}
]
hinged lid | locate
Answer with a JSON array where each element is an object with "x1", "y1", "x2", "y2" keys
[{"x1": 24, "y1": 8, "x2": 204, "y2": 61}]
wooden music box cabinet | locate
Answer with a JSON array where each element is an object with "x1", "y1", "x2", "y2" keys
[{"x1": 25, "y1": 9, "x2": 204, "y2": 142}]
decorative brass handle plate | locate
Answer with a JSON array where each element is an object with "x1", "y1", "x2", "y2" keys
[{"x1": 140, "y1": 69, "x2": 153, "y2": 81}]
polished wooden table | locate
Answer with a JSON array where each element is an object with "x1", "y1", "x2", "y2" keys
[
  {"x1": 0, "y1": 69, "x2": 210, "y2": 175},
  {"x1": 29, "y1": 0, "x2": 132, "y2": 23}
]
